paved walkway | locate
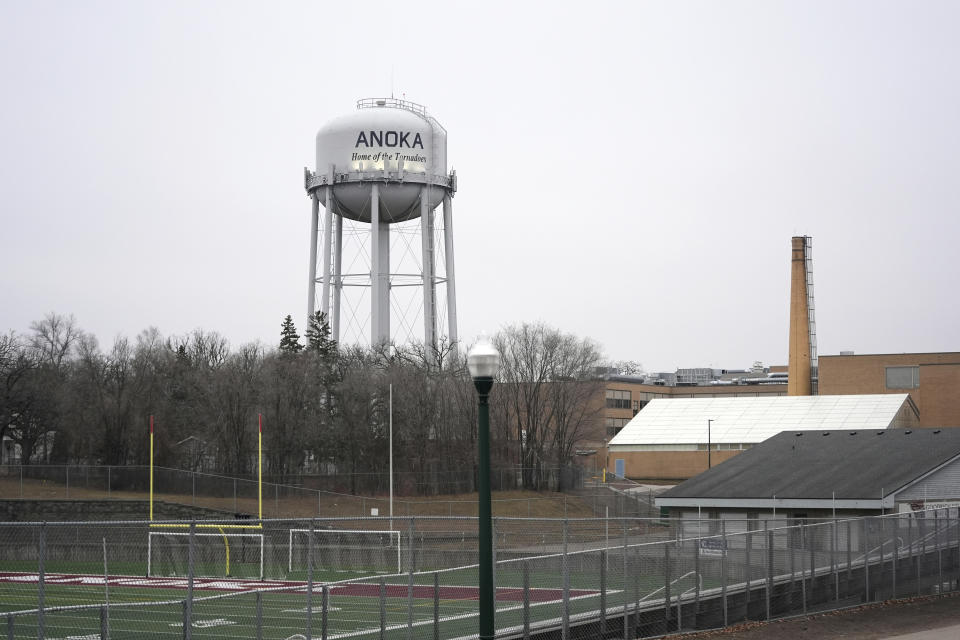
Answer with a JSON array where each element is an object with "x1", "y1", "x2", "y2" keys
[
  {"x1": 885, "y1": 623, "x2": 960, "y2": 639},
  {"x1": 682, "y1": 592, "x2": 960, "y2": 639}
]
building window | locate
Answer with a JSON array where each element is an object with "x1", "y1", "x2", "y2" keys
[
  {"x1": 605, "y1": 417, "x2": 630, "y2": 437},
  {"x1": 886, "y1": 366, "x2": 919, "y2": 389},
  {"x1": 605, "y1": 389, "x2": 631, "y2": 409}
]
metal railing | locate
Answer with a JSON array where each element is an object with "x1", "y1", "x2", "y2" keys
[
  {"x1": 1, "y1": 510, "x2": 958, "y2": 639},
  {"x1": 0, "y1": 464, "x2": 590, "y2": 519}
]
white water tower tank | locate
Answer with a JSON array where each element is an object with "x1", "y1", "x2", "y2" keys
[
  {"x1": 315, "y1": 102, "x2": 447, "y2": 222},
  {"x1": 305, "y1": 98, "x2": 458, "y2": 357}
]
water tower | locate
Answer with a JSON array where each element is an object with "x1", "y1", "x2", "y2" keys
[{"x1": 304, "y1": 98, "x2": 458, "y2": 359}]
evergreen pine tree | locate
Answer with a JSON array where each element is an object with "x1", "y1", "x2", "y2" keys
[
  {"x1": 279, "y1": 315, "x2": 303, "y2": 354},
  {"x1": 305, "y1": 311, "x2": 336, "y2": 359}
]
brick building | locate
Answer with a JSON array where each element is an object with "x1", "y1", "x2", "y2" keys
[
  {"x1": 819, "y1": 352, "x2": 960, "y2": 427},
  {"x1": 577, "y1": 378, "x2": 787, "y2": 472}
]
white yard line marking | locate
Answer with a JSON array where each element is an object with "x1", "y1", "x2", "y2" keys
[{"x1": 168, "y1": 618, "x2": 237, "y2": 628}]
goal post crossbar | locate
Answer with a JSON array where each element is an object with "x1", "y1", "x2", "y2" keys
[
  {"x1": 147, "y1": 531, "x2": 264, "y2": 579},
  {"x1": 288, "y1": 528, "x2": 402, "y2": 574},
  {"x1": 149, "y1": 523, "x2": 263, "y2": 530}
]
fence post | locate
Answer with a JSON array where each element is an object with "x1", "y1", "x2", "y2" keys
[
  {"x1": 664, "y1": 543, "x2": 672, "y2": 632},
  {"x1": 721, "y1": 521, "x2": 727, "y2": 628},
  {"x1": 407, "y1": 518, "x2": 414, "y2": 640},
  {"x1": 379, "y1": 578, "x2": 386, "y2": 640},
  {"x1": 522, "y1": 560, "x2": 530, "y2": 640},
  {"x1": 693, "y1": 525, "x2": 700, "y2": 628},
  {"x1": 910, "y1": 515, "x2": 920, "y2": 596},
  {"x1": 892, "y1": 517, "x2": 898, "y2": 599},
  {"x1": 766, "y1": 529, "x2": 773, "y2": 621},
  {"x1": 101, "y1": 530, "x2": 110, "y2": 640},
  {"x1": 846, "y1": 519, "x2": 852, "y2": 590},
  {"x1": 307, "y1": 520, "x2": 314, "y2": 640},
  {"x1": 880, "y1": 516, "x2": 888, "y2": 597},
  {"x1": 321, "y1": 585, "x2": 328, "y2": 640},
  {"x1": 955, "y1": 510, "x2": 960, "y2": 590},
  {"x1": 937, "y1": 509, "x2": 943, "y2": 592},
  {"x1": 623, "y1": 519, "x2": 629, "y2": 638},
  {"x1": 863, "y1": 518, "x2": 870, "y2": 602},
  {"x1": 789, "y1": 531, "x2": 796, "y2": 607},
  {"x1": 184, "y1": 521, "x2": 195, "y2": 640},
  {"x1": 256, "y1": 591, "x2": 263, "y2": 640},
  {"x1": 599, "y1": 550, "x2": 606, "y2": 635},
  {"x1": 800, "y1": 524, "x2": 807, "y2": 615},
  {"x1": 634, "y1": 536, "x2": 642, "y2": 633},
  {"x1": 38, "y1": 522, "x2": 45, "y2": 640},
  {"x1": 745, "y1": 526, "x2": 752, "y2": 598},
  {"x1": 6, "y1": 614, "x2": 12, "y2": 640},
  {"x1": 808, "y1": 523, "x2": 815, "y2": 607},
  {"x1": 832, "y1": 518, "x2": 838, "y2": 602},
  {"x1": 433, "y1": 572, "x2": 440, "y2": 640},
  {"x1": 562, "y1": 519, "x2": 570, "y2": 640}
]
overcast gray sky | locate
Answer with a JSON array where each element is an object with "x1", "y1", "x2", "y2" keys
[{"x1": 2, "y1": 1, "x2": 958, "y2": 372}]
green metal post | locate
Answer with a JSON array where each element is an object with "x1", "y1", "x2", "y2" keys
[{"x1": 475, "y1": 377, "x2": 495, "y2": 640}]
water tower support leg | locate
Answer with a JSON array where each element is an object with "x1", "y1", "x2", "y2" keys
[
  {"x1": 320, "y1": 185, "x2": 334, "y2": 316},
  {"x1": 307, "y1": 195, "x2": 319, "y2": 325},
  {"x1": 332, "y1": 214, "x2": 343, "y2": 343},
  {"x1": 370, "y1": 184, "x2": 390, "y2": 346},
  {"x1": 421, "y1": 187, "x2": 436, "y2": 363},
  {"x1": 442, "y1": 193, "x2": 458, "y2": 350}
]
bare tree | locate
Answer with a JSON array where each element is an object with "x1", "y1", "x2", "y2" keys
[
  {"x1": 29, "y1": 312, "x2": 82, "y2": 371},
  {"x1": 72, "y1": 335, "x2": 139, "y2": 465},
  {"x1": 0, "y1": 332, "x2": 38, "y2": 456},
  {"x1": 493, "y1": 322, "x2": 604, "y2": 490},
  {"x1": 216, "y1": 343, "x2": 263, "y2": 474}
]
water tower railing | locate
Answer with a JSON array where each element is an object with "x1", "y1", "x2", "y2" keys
[
  {"x1": 355, "y1": 98, "x2": 447, "y2": 135},
  {"x1": 303, "y1": 168, "x2": 454, "y2": 193},
  {"x1": 357, "y1": 97, "x2": 427, "y2": 116}
]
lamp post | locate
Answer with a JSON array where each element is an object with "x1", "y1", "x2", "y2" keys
[
  {"x1": 468, "y1": 338, "x2": 500, "y2": 640},
  {"x1": 707, "y1": 419, "x2": 713, "y2": 469}
]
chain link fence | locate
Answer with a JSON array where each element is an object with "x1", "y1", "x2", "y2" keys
[
  {"x1": 0, "y1": 465, "x2": 605, "y2": 520},
  {"x1": 1, "y1": 510, "x2": 958, "y2": 639}
]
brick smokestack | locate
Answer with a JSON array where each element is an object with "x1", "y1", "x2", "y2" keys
[{"x1": 788, "y1": 236, "x2": 812, "y2": 396}]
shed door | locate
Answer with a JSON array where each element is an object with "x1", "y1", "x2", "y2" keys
[{"x1": 615, "y1": 459, "x2": 625, "y2": 479}]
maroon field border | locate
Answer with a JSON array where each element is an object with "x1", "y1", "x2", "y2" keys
[{"x1": 0, "y1": 572, "x2": 599, "y2": 603}]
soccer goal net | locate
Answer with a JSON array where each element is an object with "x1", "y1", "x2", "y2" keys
[
  {"x1": 148, "y1": 531, "x2": 264, "y2": 579},
  {"x1": 288, "y1": 529, "x2": 402, "y2": 575}
]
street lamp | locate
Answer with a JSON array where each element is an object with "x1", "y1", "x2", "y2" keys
[
  {"x1": 707, "y1": 419, "x2": 713, "y2": 469},
  {"x1": 467, "y1": 338, "x2": 500, "y2": 640}
]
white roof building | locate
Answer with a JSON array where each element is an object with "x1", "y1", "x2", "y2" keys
[{"x1": 608, "y1": 394, "x2": 919, "y2": 452}]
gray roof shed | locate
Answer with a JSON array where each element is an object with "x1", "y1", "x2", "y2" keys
[{"x1": 656, "y1": 428, "x2": 960, "y2": 511}]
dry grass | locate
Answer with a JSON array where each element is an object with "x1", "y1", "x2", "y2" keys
[{"x1": 0, "y1": 476, "x2": 596, "y2": 520}]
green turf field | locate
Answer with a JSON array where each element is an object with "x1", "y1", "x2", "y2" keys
[
  {"x1": 0, "y1": 520, "x2": 707, "y2": 639},
  {"x1": 0, "y1": 558, "x2": 698, "y2": 640}
]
